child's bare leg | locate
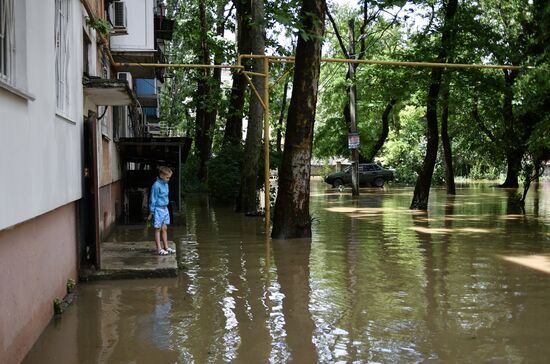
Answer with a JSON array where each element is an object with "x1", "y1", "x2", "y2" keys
[
  {"x1": 155, "y1": 228, "x2": 162, "y2": 252},
  {"x1": 161, "y1": 224, "x2": 169, "y2": 250}
]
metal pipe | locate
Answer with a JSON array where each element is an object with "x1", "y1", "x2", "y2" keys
[
  {"x1": 263, "y1": 56, "x2": 270, "y2": 231},
  {"x1": 242, "y1": 70, "x2": 267, "y2": 77},
  {"x1": 242, "y1": 72, "x2": 266, "y2": 111},
  {"x1": 271, "y1": 68, "x2": 293, "y2": 89},
  {"x1": 114, "y1": 62, "x2": 244, "y2": 69},
  {"x1": 238, "y1": 54, "x2": 528, "y2": 70}
]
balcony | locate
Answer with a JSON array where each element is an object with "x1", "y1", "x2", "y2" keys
[
  {"x1": 154, "y1": 15, "x2": 174, "y2": 41},
  {"x1": 109, "y1": 0, "x2": 173, "y2": 81},
  {"x1": 83, "y1": 76, "x2": 137, "y2": 106},
  {"x1": 135, "y1": 78, "x2": 159, "y2": 108}
]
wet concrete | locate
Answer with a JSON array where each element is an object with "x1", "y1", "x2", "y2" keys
[
  {"x1": 89, "y1": 240, "x2": 179, "y2": 280},
  {"x1": 24, "y1": 181, "x2": 550, "y2": 363}
]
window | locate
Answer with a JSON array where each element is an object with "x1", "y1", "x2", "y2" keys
[
  {"x1": 55, "y1": 0, "x2": 71, "y2": 113},
  {"x1": 83, "y1": 30, "x2": 90, "y2": 76},
  {"x1": 0, "y1": 0, "x2": 15, "y2": 85}
]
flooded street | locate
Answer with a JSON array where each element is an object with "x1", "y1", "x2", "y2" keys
[{"x1": 25, "y1": 181, "x2": 550, "y2": 363}]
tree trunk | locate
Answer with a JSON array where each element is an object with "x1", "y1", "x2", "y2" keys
[
  {"x1": 195, "y1": 0, "x2": 213, "y2": 182},
  {"x1": 209, "y1": 1, "x2": 227, "y2": 123},
  {"x1": 223, "y1": 0, "x2": 253, "y2": 145},
  {"x1": 440, "y1": 80, "x2": 456, "y2": 195},
  {"x1": 410, "y1": 0, "x2": 457, "y2": 210},
  {"x1": 240, "y1": 0, "x2": 265, "y2": 213},
  {"x1": 499, "y1": 70, "x2": 521, "y2": 188},
  {"x1": 411, "y1": 70, "x2": 442, "y2": 209},
  {"x1": 271, "y1": 0, "x2": 326, "y2": 239},
  {"x1": 276, "y1": 78, "x2": 289, "y2": 153},
  {"x1": 501, "y1": 152, "x2": 521, "y2": 188},
  {"x1": 199, "y1": 1, "x2": 226, "y2": 179},
  {"x1": 366, "y1": 98, "x2": 397, "y2": 162}
]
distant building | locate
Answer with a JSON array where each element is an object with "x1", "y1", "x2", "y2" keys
[{"x1": 0, "y1": 1, "x2": 175, "y2": 362}]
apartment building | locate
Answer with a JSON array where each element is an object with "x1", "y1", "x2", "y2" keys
[{"x1": 0, "y1": 1, "x2": 174, "y2": 362}]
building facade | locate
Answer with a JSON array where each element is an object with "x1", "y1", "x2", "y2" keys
[{"x1": 0, "y1": 0, "x2": 171, "y2": 362}]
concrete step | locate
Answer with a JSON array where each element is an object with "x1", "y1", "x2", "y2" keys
[{"x1": 81, "y1": 241, "x2": 179, "y2": 281}]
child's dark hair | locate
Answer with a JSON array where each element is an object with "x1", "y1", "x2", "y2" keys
[{"x1": 159, "y1": 166, "x2": 173, "y2": 175}]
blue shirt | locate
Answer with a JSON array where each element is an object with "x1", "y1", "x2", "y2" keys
[{"x1": 149, "y1": 177, "x2": 169, "y2": 213}]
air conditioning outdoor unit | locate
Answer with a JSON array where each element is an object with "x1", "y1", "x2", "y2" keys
[
  {"x1": 113, "y1": 1, "x2": 127, "y2": 29},
  {"x1": 117, "y1": 72, "x2": 133, "y2": 90}
]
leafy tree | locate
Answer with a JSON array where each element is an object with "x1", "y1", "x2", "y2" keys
[
  {"x1": 409, "y1": 0, "x2": 457, "y2": 210},
  {"x1": 161, "y1": 0, "x2": 235, "y2": 183},
  {"x1": 240, "y1": 0, "x2": 267, "y2": 214},
  {"x1": 272, "y1": 0, "x2": 326, "y2": 239},
  {"x1": 207, "y1": 144, "x2": 244, "y2": 202},
  {"x1": 223, "y1": 0, "x2": 253, "y2": 145}
]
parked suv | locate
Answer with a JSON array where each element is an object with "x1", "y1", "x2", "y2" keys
[{"x1": 324, "y1": 163, "x2": 395, "y2": 187}]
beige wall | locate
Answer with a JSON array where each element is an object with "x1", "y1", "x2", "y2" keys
[
  {"x1": 99, "y1": 180, "x2": 122, "y2": 240},
  {"x1": 0, "y1": 204, "x2": 77, "y2": 364}
]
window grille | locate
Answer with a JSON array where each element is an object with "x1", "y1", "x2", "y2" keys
[
  {"x1": 0, "y1": 0, "x2": 15, "y2": 84},
  {"x1": 55, "y1": 0, "x2": 71, "y2": 112}
]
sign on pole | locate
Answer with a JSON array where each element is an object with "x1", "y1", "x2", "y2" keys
[{"x1": 348, "y1": 132, "x2": 360, "y2": 149}]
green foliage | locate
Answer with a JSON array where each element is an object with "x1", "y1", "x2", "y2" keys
[
  {"x1": 160, "y1": 0, "x2": 236, "y2": 138},
  {"x1": 207, "y1": 144, "x2": 244, "y2": 202},
  {"x1": 314, "y1": 116, "x2": 348, "y2": 158},
  {"x1": 66, "y1": 279, "x2": 76, "y2": 294},
  {"x1": 314, "y1": 0, "x2": 549, "y2": 187},
  {"x1": 53, "y1": 298, "x2": 63, "y2": 315},
  {"x1": 181, "y1": 155, "x2": 208, "y2": 193},
  {"x1": 85, "y1": 17, "x2": 111, "y2": 36},
  {"x1": 465, "y1": 162, "x2": 502, "y2": 180},
  {"x1": 159, "y1": 0, "x2": 548, "y2": 191},
  {"x1": 381, "y1": 105, "x2": 426, "y2": 184},
  {"x1": 257, "y1": 145, "x2": 283, "y2": 189}
]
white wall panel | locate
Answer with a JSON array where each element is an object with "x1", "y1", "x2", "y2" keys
[
  {"x1": 110, "y1": 0, "x2": 154, "y2": 51},
  {"x1": 0, "y1": 0, "x2": 84, "y2": 229}
]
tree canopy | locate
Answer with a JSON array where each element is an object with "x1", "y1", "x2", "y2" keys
[{"x1": 159, "y1": 0, "x2": 549, "y2": 226}]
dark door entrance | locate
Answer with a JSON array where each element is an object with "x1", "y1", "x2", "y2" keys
[{"x1": 78, "y1": 112, "x2": 101, "y2": 269}]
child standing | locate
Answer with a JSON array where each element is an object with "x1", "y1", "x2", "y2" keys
[{"x1": 148, "y1": 166, "x2": 176, "y2": 255}]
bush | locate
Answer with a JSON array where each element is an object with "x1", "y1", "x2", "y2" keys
[
  {"x1": 181, "y1": 155, "x2": 208, "y2": 193},
  {"x1": 207, "y1": 144, "x2": 244, "y2": 202}
]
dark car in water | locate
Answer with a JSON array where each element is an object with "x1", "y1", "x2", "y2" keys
[{"x1": 324, "y1": 163, "x2": 395, "y2": 187}]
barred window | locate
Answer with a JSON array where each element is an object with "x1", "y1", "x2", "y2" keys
[
  {"x1": 55, "y1": 0, "x2": 71, "y2": 113},
  {"x1": 0, "y1": 0, "x2": 15, "y2": 84}
]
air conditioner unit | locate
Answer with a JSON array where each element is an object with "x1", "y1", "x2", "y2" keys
[
  {"x1": 117, "y1": 72, "x2": 133, "y2": 90},
  {"x1": 113, "y1": 1, "x2": 127, "y2": 29}
]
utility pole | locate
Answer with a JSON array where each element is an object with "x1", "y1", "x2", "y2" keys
[{"x1": 348, "y1": 19, "x2": 359, "y2": 196}]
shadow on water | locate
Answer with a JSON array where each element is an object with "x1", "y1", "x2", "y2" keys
[{"x1": 24, "y1": 182, "x2": 550, "y2": 363}]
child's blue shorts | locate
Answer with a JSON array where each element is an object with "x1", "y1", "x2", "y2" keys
[{"x1": 153, "y1": 206, "x2": 170, "y2": 228}]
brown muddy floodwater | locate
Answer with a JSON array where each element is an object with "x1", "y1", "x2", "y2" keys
[{"x1": 25, "y1": 181, "x2": 550, "y2": 363}]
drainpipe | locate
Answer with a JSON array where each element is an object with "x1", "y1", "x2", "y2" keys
[{"x1": 80, "y1": 0, "x2": 117, "y2": 69}]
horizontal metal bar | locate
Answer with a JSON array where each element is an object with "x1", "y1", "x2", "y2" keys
[
  {"x1": 239, "y1": 54, "x2": 527, "y2": 70},
  {"x1": 115, "y1": 62, "x2": 244, "y2": 69}
]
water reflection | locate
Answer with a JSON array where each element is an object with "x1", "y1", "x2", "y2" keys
[
  {"x1": 273, "y1": 238, "x2": 317, "y2": 363},
  {"x1": 24, "y1": 182, "x2": 550, "y2": 363}
]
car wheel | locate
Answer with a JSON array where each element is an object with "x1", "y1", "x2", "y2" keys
[
  {"x1": 373, "y1": 177, "x2": 385, "y2": 187},
  {"x1": 333, "y1": 178, "x2": 343, "y2": 187}
]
